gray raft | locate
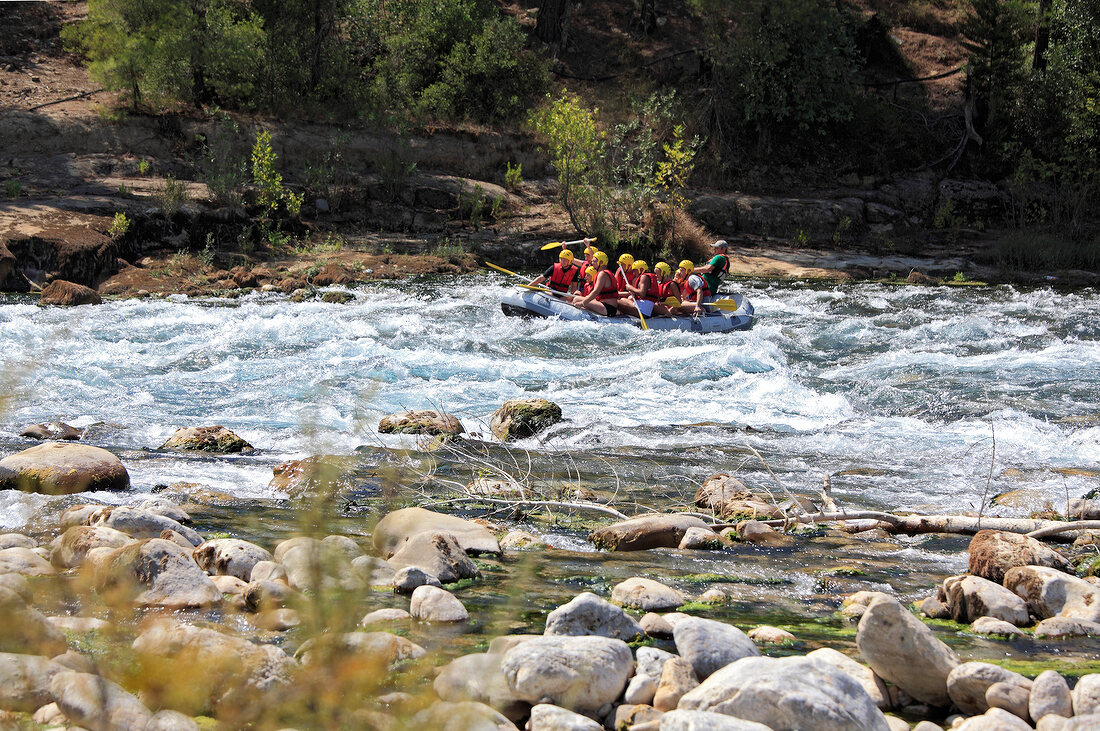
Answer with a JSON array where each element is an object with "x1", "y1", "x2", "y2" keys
[{"x1": 500, "y1": 289, "x2": 754, "y2": 333}]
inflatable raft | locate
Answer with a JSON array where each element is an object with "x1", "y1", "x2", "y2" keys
[{"x1": 500, "y1": 289, "x2": 754, "y2": 332}]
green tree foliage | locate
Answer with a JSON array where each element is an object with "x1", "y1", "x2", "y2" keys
[
  {"x1": 64, "y1": 0, "x2": 546, "y2": 123},
  {"x1": 691, "y1": 0, "x2": 861, "y2": 153},
  {"x1": 62, "y1": 0, "x2": 265, "y2": 110},
  {"x1": 960, "y1": 0, "x2": 1031, "y2": 151}
]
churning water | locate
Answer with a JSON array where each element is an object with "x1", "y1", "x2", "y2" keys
[{"x1": 2, "y1": 274, "x2": 1098, "y2": 524}]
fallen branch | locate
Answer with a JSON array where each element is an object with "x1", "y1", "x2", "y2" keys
[
  {"x1": 28, "y1": 88, "x2": 106, "y2": 111},
  {"x1": 419, "y1": 495, "x2": 629, "y2": 520},
  {"x1": 1027, "y1": 521, "x2": 1100, "y2": 540}
]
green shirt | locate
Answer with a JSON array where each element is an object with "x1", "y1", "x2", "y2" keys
[{"x1": 702, "y1": 254, "x2": 729, "y2": 294}]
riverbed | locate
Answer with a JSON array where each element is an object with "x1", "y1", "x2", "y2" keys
[{"x1": 2, "y1": 276, "x2": 1099, "y2": 669}]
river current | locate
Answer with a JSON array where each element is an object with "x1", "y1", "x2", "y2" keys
[{"x1": 4, "y1": 275, "x2": 1100, "y2": 662}]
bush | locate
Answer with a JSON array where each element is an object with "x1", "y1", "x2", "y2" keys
[
  {"x1": 108, "y1": 211, "x2": 130, "y2": 238},
  {"x1": 504, "y1": 162, "x2": 523, "y2": 191},
  {"x1": 986, "y1": 230, "x2": 1100, "y2": 272},
  {"x1": 154, "y1": 175, "x2": 188, "y2": 217},
  {"x1": 251, "y1": 130, "x2": 302, "y2": 218},
  {"x1": 195, "y1": 111, "x2": 248, "y2": 206}
]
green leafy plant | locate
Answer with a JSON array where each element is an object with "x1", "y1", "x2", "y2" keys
[
  {"x1": 504, "y1": 161, "x2": 523, "y2": 191},
  {"x1": 155, "y1": 175, "x2": 188, "y2": 217},
  {"x1": 3, "y1": 180, "x2": 21, "y2": 198},
  {"x1": 117, "y1": 183, "x2": 131, "y2": 197},
  {"x1": 108, "y1": 212, "x2": 130, "y2": 238},
  {"x1": 377, "y1": 142, "x2": 417, "y2": 203},
  {"x1": 136, "y1": 158, "x2": 150, "y2": 176},
  {"x1": 196, "y1": 112, "x2": 248, "y2": 207},
  {"x1": 794, "y1": 229, "x2": 810, "y2": 247},
  {"x1": 198, "y1": 235, "x2": 216, "y2": 268}
]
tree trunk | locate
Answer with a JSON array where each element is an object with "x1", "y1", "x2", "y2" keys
[
  {"x1": 1033, "y1": 0, "x2": 1052, "y2": 73},
  {"x1": 536, "y1": 0, "x2": 571, "y2": 45}
]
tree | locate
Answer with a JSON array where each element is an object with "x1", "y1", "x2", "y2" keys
[
  {"x1": 529, "y1": 93, "x2": 607, "y2": 235},
  {"x1": 959, "y1": 0, "x2": 1031, "y2": 151}
]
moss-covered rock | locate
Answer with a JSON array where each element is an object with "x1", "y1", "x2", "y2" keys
[
  {"x1": 489, "y1": 398, "x2": 562, "y2": 441},
  {"x1": 0, "y1": 443, "x2": 129, "y2": 494},
  {"x1": 378, "y1": 410, "x2": 464, "y2": 436},
  {"x1": 160, "y1": 426, "x2": 253, "y2": 453}
]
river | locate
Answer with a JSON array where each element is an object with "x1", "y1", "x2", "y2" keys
[{"x1": 2, "y1": 276, "x2": 1100, "y2": 665}]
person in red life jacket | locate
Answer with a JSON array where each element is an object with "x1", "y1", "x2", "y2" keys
[
  {"x1": 576, "y1": 245, "x2": 599, "y2": 282},
  {"x1": 674, "y1": 259, "x2": 711, "y2": 314},
  {"x1": 693, "y1": 239, "x2": 731, "y2": 300},
  {"x1": 570, "y1": 251, "x2": 620, "y2": 316},
  {"x1": 620, "y1": 259, "x2": 658, "y2": 317},
  {"x1": 651, "y1": 261, "x2": 681, "y2": 316},
  {"x1": 614, "y1": 253, "x2": 639, "y2": 294},
  {"x1": 529, "y1": 248, "x2": 580, "y2": 293}
]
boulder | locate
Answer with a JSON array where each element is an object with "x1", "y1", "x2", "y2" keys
[
  {"x1": 135, "y1": 498, "x2": 191, "y2": 525},
  {"x1": 841, "y1": 590, "x2": 894, "y2": 620},
  {"x1": 636, "y1": 646, "x2": 678, "y2": 682},
  {"x1": 611, "y1": 577, "x2": 686, "y2": 611},
  {"x1": 410, "y1": 585, "x2": 469, "y2": 622},
  {"x1": 543, "y1": 592, "x2": 644, "y2": 641},
  {"x1": 393, "y1": 566, "x2": 442, "y2": 593},
  {"x1": 986, "y1": 680, "x2": 1031, "y2": 721},
  {"x1": 159, "y1": 426, "x2": 252, "y2": 453},
  {"x1": 640, "y1": 613, "x2": 675, "y2": 638},
  {"x1": 0, "y1": 574, "x2": 32, "y2": 603},
  {"x1": 93, "y1": 538, "x2": 222, "y2": 608},
  {"x1": 693, "y1": 475, "x2": 782, "y2": 519},
  {"x1": 941, "y1": 574, "x2": 1030, "y2": 625},
  {"x1": 351, "y1": 555, "x2": 395, "y2": 586},
  {"x1": 0, "y1": 652, "x2": 68, "y2": 712},
  {"x1": 489, "y1": 398, "x2": 562, "y2": 441},
  {"x1": 527, "y1": 703, "x2": 601, "y2": 730},
  {"x1": 1074, "y1": 674, "x2": 1100, "y2": 716},
  {"x1": 19, "y1": 421, "x2": 81, "y2": 441},
  {"x1": 653, "y1": 655, "x2": 699, "y2": 711},
  {"x1": 624, "y1": 673, "x2": 657, "y2": 705},
  {"x1": 658, "y1": 710, "x2": 775, "y2": 730},
  {"x1": 0, "y1": 587, "x2": 67, "y2": 656},
  {"x1": 410, "y1": 700, "x2": 518, "y2": 731},
  {"x1": 378, "y1": 410, "x2": 464, "y2": 436},
  {"x1": 434, "y1": 652, "x2": 528, "y2": 721},
  {"x1": 855, "y1": 595, "x2": 960, "y2": 706},
  {"x1": 242, "y1": 580, "x2": 295, "y2": 612},
  {"x1": 954, "y1": 707, "x2": 1032, "y2": 730},
  {"x1": 1067, "y1": 499, "x2": 1100, "y2": 520},
  {"x1": 747, "y1": 626, "x2": 796, "y2": 644},
  {"x1": 50, "y1": 526, "x2": 131, "y2": 569},
  {"x1": 806, "y1": 647, "x2": 891, "y2": 710},
  {"x1": 47, "y1": 616, "x2": 111, "y2": 633},
  {"x1": 1048, "y1": 715, "x2": 1100, "y2": 731},
  {"x1": 0, "y1": 534, "x2": 35, "y2": 550},
  {"x1": 360, "y1": 608, "x2": 411, "y2": 626},
  {"x1": 132, "y1": 619, "x2": 297, "y2": 715},
  {"x1": 49, "y1": 671, "x2": 152, "y2": 730},
  {"x1": 946, "y1": 662, "x2": 1031, "y2": 715},
  {"x1": 678, "y1": 654, "x2": 890, "y2": 731},
  {"x1": 372, "y1": 507, "x2": 500, "y2": 557},
  {"x1": 679, "y1": 526, "x2": 724, "y2": 550},
  {"x1": 294, "y1": 631, "x2": 425, "y2": 668},
  {"x1": 968, "y1": 530, "x2": 1071, "y2": 584},
  {"x1": 500, "y1": 635, "x2": 633, "y2": 714},
  {"x1": 1033, "y1": 616, "x2": 1100, "y2": 637},
  {"x1": 500, "y1": 530, "x2": 543, "y2": 549},
  {"x1": 268, "y1": 454, "x2": 364, "y2": 497},
  {"x1": 192, "y1": 539, "x2": 272, "y2": 582},
  {"x1": 673, "y1": 617, "x2": 759, "y2": 680},
  {"x1": 0, "y1": 443, "x2": 129, "y2": 494},
  {"x1": 248, "y1": 560, "x2": 287, "y2": 584},
  {"x1": 1004, "y1": 565, "x2": 1100, "y2": 622},
  {"x1": 0, "y1": 547, "x2": 55, "y2": 576},
  {"x1": 145, "y1": 709, "x2": 201, "y2": 731},
  {"x1": 466, "y1": 478, "x2": 529, "y2": 499},
  {"x1": 919, "y1": 594, "x2": 952, "y2": 620},
  {"x1": 96, "y1": 507, "x2": 203, "y2": 546},
  {"x1": 277, "y1": 538, "x2": 362, "y2": 592},
  {"x1": 388, "y1": 532, "x2": 479, "y2": 584},
  {"x1": 969, "y1": 616, "x2": 1025, "y2": 637},
  {"x1": 39, "y1": 280, "x2": 101, "y2": 306},
  {"x1": 736, "y1": 520, "x2": 794, "y2": 546},
  {"x1": 588, "y1": 514, "x2": 711, "y2": 551}
]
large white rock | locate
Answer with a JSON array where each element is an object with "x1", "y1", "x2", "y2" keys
[
  {"x1": 678, "y1": 654, "x2": 890, "y2": 731},
  {"x1": 435, "y1": 652, "x2": 528, "y2": 722},
  {"x1": 1004, "y1": 566, "x2": 1100, "y2": 622},
  {"x1": 527, "y1": 703, "x2": 602, "y2": 730},
  {"x1": 145, "y1": 709, "x2": 201, "y2": 731},
  {"x1": 0, "y1": 652, "x2": 68, "y2": 712},
  {"x1": 941, "y1": 574, "x2": 1030, "y2": 626},
  {"x1": 294, "y1": 631, "x2": 425, "y2": 668},
  {"x1": 0, "y1": 547, "x2": 55, "y2": 576},
  {"x1": 388, "y1": 531, "x2": 479, "y2": 583},
  {"x1": 410, "y1": 585, "x2": 469, "y2": 622},
  {"x1": 543, "y1": 592, "x2": 644, "y2": 641},
  {"x1": 500, "y1": 636, "x2": 633, "y2": 713},
  {"x1": 49, "y1": 671, "x2": 153, "y2": 731},
  {"x1": 131, "y1": 619, "x2": 297, "y2": 715},
  {"x1": 946, "y1": 662, "x2": 1032, "y2": 715},
  {"x1": 953, "y1": 707, "x2": 1032, "y2": 730},
  {"x1": 1029, "y1": 669, "x2": 1072, "y2": 722},
  {"x1": 94, "y1": 538, "x2": 221, "y2": 608},
  {"x1": 192, "y1": 538, "x2": 272, "y2": 581},
  {"x1": 96, "y1": 507, "x2": 203, "y2": 546},
  {"x1": 673, "y1": 617, "x2": 759, "y2": 680},
  {"x1": 806, "y1": 647, "x2": 891, "y2": 710},
  {"x1": 612, "y1": 577, "x2": 686, "y2": 611},
  {"x1": 50, "y1": 525, "x2": 131, "y2": 569},
  {"x1": 372, "y1": 507, "x2": 501, "y2": 557},
  {"x1": 410, "y1": 700, "x2": 517, "y2": 730},
  {"x1": 1074, "y1": 674, "x2": 1100, "y2": 716},
  {"x1": 0, "y1": 443, "x2": 129, "y2": 494},
  {"x1": 855, "y1": 595, "x2": 960, "y2": 706}
]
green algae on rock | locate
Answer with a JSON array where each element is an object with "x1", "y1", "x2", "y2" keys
[
  {"x1": 160, "y1": 426, "x2": 253, "y2": 453},
  {"x1": 489, "y1": 398, "x2": 562, "y2": 441}
]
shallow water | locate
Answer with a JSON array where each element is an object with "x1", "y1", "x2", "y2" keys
[{"x1": 2, "y1": 276, "x2": 1100, "y2": 662}]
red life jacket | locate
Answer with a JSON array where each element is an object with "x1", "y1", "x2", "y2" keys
[
  {"x1": 548, "y1": 262, "x2": 579, "y2": 292},
  {"x1": 638, "y1": 272, "x2": 659, "y2": 301},
  {"x1": 595, "y1": 271, "x2": 620, "y2": 302},
  {"x1": 656, "y1": 279, "x2": 679, "y2": 300},
  {"x1": 681, "y1": 275, "x2": 711, "y2": 301},
  {"x1": 615, "y1": 267, "x2": 639, "y2": 291}
]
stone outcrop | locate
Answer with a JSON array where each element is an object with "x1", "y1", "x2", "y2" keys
[
  {"x1": 968, "y1": 530, "x2": 1071, "y2": 584},
  {"x1": 941, "y1": 574, "x2": 1030, "y2": 625},
  {"x1": 499, "y1": 635, "x2": 633, "y2": 714},
  {"x1": 1003, "y1": 565, "x2": 1100, "y2": 622},
  {"x1": 39, "y1": 279, "x2": 102, "y2": 306},
  {"x1": 93, "y1": 538, "x2": 222, "y2": 608},
  {"x1": 489, "y1": 398, "x2": 562, "y2": 441}
]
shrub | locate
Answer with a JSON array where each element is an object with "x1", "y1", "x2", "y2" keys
[
  {"x1": 155, "y1": 174, "x2": 188, "y2": 217},
  {"x1": 108, "y1": 212, "x2": 130, "y2": 238},
  {"x1": 196, "y1": 111, "x2": 248, "y2": 206},
  {"x1": 987, "y1": 230, "x2": 1100, "y2": 272},
  {"x1": 3, "y1": 180, "x2": 21, "y2": 198},
  {"x1": 251, "y1": 130, "x2": 302, "y2": 218},
  {"x1": 504, "y1": 162, "x2": 523, "y2": 191}
]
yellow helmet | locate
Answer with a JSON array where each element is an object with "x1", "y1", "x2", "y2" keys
[
  {"x1": 632, "y1": 260, "x2": 648, "y2": 272},
  {"x1": 594, "y1": 251, "x2": 609, "y2": 266},
  {"x1": 559, "y1": 249, "x2": 574, "y2": 263},
  {"x1": 678, "y1": 260, "x2": 694, "y2": 274},
  {"x1": 617, "y1": 253, "x2": 634, "y2": 268},
  {"x1": 655, "y1": 262, "x2": 672, "y2": 277},
  {"x1": 584, "y1": 246, "x2": 597, "y2": 257}
]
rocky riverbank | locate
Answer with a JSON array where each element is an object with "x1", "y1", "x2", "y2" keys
[{"x1": 3, "y1": 406, "x2": 1100, "y2": 730}]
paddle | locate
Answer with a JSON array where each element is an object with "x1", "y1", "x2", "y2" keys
[
  {"x1": 516, "y1": 282, "x2": 571, "y2": 299},
  {"x1": 540, "y1": 237, "x2": 596, "y2": 251},
  {"x1": 486, "y1": 261, "x2": 523, "y2": 278},
  {"x1": 631, "y1": 296, "x2": 649, "y2": 331}
]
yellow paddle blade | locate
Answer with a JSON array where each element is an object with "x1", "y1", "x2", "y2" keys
[
  {"x1": 516, "y1": 283, "x2": 554, "y2": 293},
  {"x1": 540, "y1": 237, "x2": 597, "y2": 250},
  {"x1": 705, "y1": 299, "x2": 742, "y2": 311},
  {"x1": 541, "y1": 241, "x2": 565, "y2": 250},
  {"x1": 637, "y1": 310, "x2": 649, "y2": 331},
  {"x1": 486, "y1": 261, "x2": 521, "y2": 278}
]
